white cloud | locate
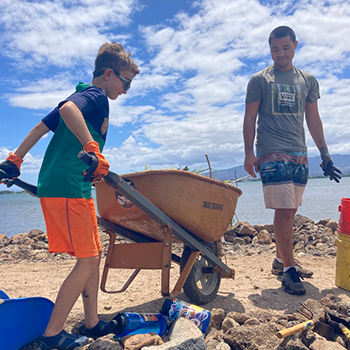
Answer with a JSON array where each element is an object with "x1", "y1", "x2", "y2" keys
[
  {"x1": 0, "y1": 147, "x2": 43, "y2": 174},
  {"x1": 1, "y1": 0, "x2": 350, "y2": 177},
  {"x1": 0, "y1": 0, "x2": 140, "y2": 68}
]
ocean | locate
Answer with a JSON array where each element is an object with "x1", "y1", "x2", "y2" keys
[{"x1": 0, "y1": 177, "x2": 349, "y2": 238}]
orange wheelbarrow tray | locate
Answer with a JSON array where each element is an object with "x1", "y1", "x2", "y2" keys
[{"x1": 91, "y1": 163, "x2": 242, "y2": 305}]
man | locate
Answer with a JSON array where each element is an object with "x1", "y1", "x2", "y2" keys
[{"x1": 243, "y1": 26, "x2": 341, "y2": 295}]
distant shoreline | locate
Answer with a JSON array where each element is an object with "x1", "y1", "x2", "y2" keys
[
  {"x1": 0, "y1": 190, "x2": 26, "y2": 195},
  {"x1": 1, "y1": 174, "x2": 349, "y2": 194}
]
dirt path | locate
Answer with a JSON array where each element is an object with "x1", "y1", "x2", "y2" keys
[{"x1": 2, "y1": 251, "x2": 349, "y2": 333}]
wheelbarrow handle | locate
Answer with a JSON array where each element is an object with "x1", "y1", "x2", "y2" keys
[
  {"x1": 276, "y1": 320, "x2": 315, "y2": 339},
  {"x1": 0, "y1": 169, "x2": 37, "y2": 197},
  {"x1": 78, "y1": 150, "x2": 93, "y2": 165}
]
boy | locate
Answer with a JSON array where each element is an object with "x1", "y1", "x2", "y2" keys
[{"x1": 0, "y1": 42, "x2": 139, "y2": 349}]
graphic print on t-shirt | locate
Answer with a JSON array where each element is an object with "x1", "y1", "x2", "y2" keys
[{"x1": 271, "y1": 83, "x2": 301, "y2": 115}]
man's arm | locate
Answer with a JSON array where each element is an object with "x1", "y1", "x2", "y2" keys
[
  {"x1": 305, "y1": 101, "x2": 341, "y2": 182},
  {"x1": 243, "y1": 100, "x2": 260, "y2": 178}
]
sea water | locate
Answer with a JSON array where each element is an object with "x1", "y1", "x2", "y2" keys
[{"x1": 0, "y1": 177, "x2": 349, "y2": 238}]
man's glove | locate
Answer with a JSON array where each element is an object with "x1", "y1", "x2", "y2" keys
[
  {"x1": 0, "y1": 153, "x2": 23, "y2": 181},
  {"x1": 320, "y1": 147, "x2": 342, "y2": 183},
  {"x1": 82, "y1": 141, "x2": 109, "y2": 182}
]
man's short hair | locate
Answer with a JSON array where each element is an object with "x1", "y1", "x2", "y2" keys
[
  {"x1": 94, "y1": 42, "x2": 140, "y2": 77},
  {"x1": 269, "y1": 26, "x2": 296, "y2": 45}
]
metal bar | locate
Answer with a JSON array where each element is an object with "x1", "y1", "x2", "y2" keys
[
  {"x1": 170, "y1": 251, "x2": 201, "y2": 298},
  {"x1": 98, "y1": 217, "x2": 181, "y2": 264},
  {"x1": 97, "y1": 217, "x2": 159, "y2": 243}
]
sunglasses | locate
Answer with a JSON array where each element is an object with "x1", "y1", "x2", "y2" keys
[
  {"x1": 93, "y1": 67, "x2": 131, "y2": 91},
  {"x1": 110, "y1": 67, "x2": 131, "y2": 91}
]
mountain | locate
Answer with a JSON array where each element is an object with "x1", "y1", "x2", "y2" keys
[{"x1": 204, "y1": 154, "x2": 350, "y2": 181}]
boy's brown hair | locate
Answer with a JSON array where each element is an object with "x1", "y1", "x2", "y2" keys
[{"x1": 94, "y1": 42, "x2": 140, "y2": 77}]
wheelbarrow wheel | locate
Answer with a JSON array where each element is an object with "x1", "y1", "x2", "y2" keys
[{"x1": 180, "y1": 241, "x2": 221, "y2": 305}]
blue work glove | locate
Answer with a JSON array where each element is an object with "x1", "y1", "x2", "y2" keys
[{"x1": 319, "y1": 147, "x2": 341, "y2": 183}]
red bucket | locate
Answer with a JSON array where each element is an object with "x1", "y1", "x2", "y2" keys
[{"x1": 339, "y1": 198, "x2": 350, "y2": 235}]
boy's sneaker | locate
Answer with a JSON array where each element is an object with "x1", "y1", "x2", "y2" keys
[
  {"x1": 271, "y1": 259, "x2": 313, "y2": 278},
  {"x1": 79, "y1": 320, "x2": 112, "y2": 340},
  {"x1": 37, "y1": 330, "x2": 89, "y2": 350},
  {"x1": 282, "y1": 267, "x2": 306, "y2": 295}
]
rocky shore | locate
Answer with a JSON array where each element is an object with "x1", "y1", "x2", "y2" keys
[
  {"x1": 0, "y1": 214, "x2": 338, "y2": 265},
  {"x1": 1, "y1": 214, "x2": 349, "y2": 350}
]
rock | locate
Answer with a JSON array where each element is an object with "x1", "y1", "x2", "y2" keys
[
  {"x1": 320, "y1": 293, "x2": 341, "y2": 310},
  {"x1": 252, "y1": 230, "x2": 272, "y2": 245},
  {"x1": 309, "y1": 337, "x2": 345, "y2": 349},
  {"x1": 142, "y1": 318, "x2": 205, "y2": 350},
  {"x1": 10, "y1": 233, "x2": 34, "y2": 245},
  {"x1": 223, "y1": 324, "x2": 279, "y2": 350},
  {"x1": 122, "y1": 333, "x2": 164, "y2": 350},
  {"x1": 226, "y1": 311, "x2": 250, "y2": 325},
  {"x1": 28, "y1": 229, "x2": 45, "y2": 239},
  {"x1": 1, "y1": 244, "x2": 19, "y2": 255},
  {"x1": 237, "y1": 222, "x2": 257, "y2": 237},
  {"x1": 214, "y1": 341, "x2": 231, "y2": 350},
  {"x1": 32, "y1": 241, "x2": 49, "y2": 250},
  {"x1": 326, "y1": 220, "x2": 338, "y2": 232},
  {"x1": 244, "y1": 318, "x2": 261, "y2": 326},
  {"x1": 230, "y1": 237, "x2": 246, "y2": 245},
  {"x1": 206, "y1": 339, "x2": 220, "y2": 350},
  {"x1": 294, "y1": 214, "x2": 314, "y2": 226},
  {"x1": 205, "y1": 328, "x2": 224, "y2": 343},
  {"x1": 0, "y1": 234, "x2": 9, "y2": 247},
  {"x1": 221, "y1": 316, "x2": 240, "y2": 332},
  {"x1": 281, "y1": 336, "x2": 309, "y2": 349},
  {"x1": 253, "y1": 224, "x2": 274, "y2": 233},
  {"x1": 242, "y1": 235, "x2": 252, "y2": 244},
  {"x1": 316, "y1": 218, "x2": 331, "y2": 226},
  {"x1": 209, "y1": 308, "x2": 226, "y2": 330},
  {"x1": 86, "y1": 334, "x2": 122, "y2": 349}
]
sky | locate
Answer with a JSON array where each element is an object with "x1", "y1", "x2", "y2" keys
[{"x1": 0, "y1": 0, "x2": 350, "y2": 184}]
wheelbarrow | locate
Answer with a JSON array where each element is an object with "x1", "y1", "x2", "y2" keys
[
  {"x1": 1, "y1": 153, "x2": 242, "y2": 305},
  {"x1": 86, "y1": 156, "x2": 242, "y2": 304}
]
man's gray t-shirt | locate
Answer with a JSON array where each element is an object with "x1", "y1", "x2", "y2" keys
[{"x1": 245, "y1": 65, "x2": 320, "y2": 154}]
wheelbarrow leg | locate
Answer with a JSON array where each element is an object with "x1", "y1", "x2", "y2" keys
[
  {"x1": 100, "y1": 230, "x2": 142, "y2": 294},
  {"x1": 100, "y1": 230, "x2": 116, "y2": 293},
  {"x1": 169, "y1": 251, "x2": 201, "y2": 298},
  {"x1": 100, "y1": 226, "x2": 173, "y2": 295}
]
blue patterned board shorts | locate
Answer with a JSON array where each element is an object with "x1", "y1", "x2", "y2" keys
[{"x1": 257, "y1": 152, "x2": 308, "y2": 209}]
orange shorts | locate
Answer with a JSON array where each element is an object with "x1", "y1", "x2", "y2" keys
[{"x1": 40, "y1": 197, "x2": 102, "y2": 258}]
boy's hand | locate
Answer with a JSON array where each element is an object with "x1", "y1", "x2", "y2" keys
[
  {"x1": 319, "y1": 147, "x2": 342, "y2": 183},
  {"x1": 0, "y1": 153, "x2": 23, "y2": 181},
  {"x1": 82, "y1": 141, "x2": 109, "y2": 182}
]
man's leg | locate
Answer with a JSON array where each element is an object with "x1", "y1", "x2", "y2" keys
[
  {"x1": 274, "y1": 208, "x2": 306, "y2": 295},
  {"x1": 44, "y1": 255, "x2": 100, "y2": 336},
  {"x1": 273, "y1": 208, "x2": 297, "y2": 268}
]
